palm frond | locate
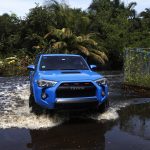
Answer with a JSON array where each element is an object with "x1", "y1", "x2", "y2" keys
[
  {"x1": 45, "y1": 26, "x2": 57, "y2": 39},
  {"x1": 52, "y1": 41, "x2": 67, "y2": 49},
  {"x1": 90, "y1": 52, "x2": 105, "y2": 64},
  {"x1": 77, "y1": 45, "x2": 90, "y2": 56},
  {"x1": 91, "y1": 49, "x2": 108, "y2": 61},
  {"x1": 77, "y1": 35, "x2": 97, "y2": 46},
  {"x1": 77, "y1": 36, "x2": 83, "y2": 42},
  {"x1": 86, "y1": 32, "x2": 99, "y2": 38},
  {"x1": 44, "y1": 32, "x2": 52, "y2": 39},
  {"x1": 61, "y1": 28, "x2": 73, "y2": 38},
  {"x1": 83, "y1": 39, "x2": 97, "y2": 46}
]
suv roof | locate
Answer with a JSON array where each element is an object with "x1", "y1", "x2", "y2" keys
[{"x1": 40, "y1": 54, "x2": 81, "y2": 57}]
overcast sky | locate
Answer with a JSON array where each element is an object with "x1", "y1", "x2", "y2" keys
[{"x1": 0, "y1": 0, "x2": 149, "y2": 17}]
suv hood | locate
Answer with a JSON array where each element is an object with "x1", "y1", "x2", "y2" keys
[{"x1": 36, "y1": 70, "x2": 103, "y2": 81}]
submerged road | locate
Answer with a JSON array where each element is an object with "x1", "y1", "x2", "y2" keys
[{"x1": 0, "y1": 71, "x2": 150, "y2": 150}]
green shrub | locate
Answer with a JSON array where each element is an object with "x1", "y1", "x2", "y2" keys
[{"x1": 0, "y1": 55, "x2": 33, "y2": 76}]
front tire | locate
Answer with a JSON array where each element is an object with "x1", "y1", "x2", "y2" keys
[
  {"x1": 29, "y1": 92, "x2": 43, "y2": 115},
  {"x1": 98, "y1": 99, "x2": 109, "y2": 113}
]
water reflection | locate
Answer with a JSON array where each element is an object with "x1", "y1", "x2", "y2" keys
[
  {"x1": 119, "y1": 103, "x2": 150, "y2": 140},
  {"x1": 0, "y1": 103, "x2": 150, "y2": 150},
  {"x1": 27, "y1": 103, "x2": 150, "y2": 150},
  {"x1": 27, "y1": 119, "x2": 115, "y2": 150}
]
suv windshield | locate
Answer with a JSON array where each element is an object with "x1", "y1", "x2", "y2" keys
[{"x1": 40, "y1": 56, "x2": 89, "y2": 71}]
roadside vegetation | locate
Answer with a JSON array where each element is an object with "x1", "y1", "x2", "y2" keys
[
  {"x1": 124, "y1": 48, "x2": 150, "y2": 88},
  {"x1": 0, "y1": 0, "x2": 150, "y2": 76}
]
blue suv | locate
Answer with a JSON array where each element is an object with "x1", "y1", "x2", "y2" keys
[{"x1": 28, "y1": 54, "x2": 109, "y2": 113}]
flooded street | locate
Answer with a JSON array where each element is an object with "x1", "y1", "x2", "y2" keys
[{"x1": 0, "y1": 72, "x2": 150, "y2": 150}]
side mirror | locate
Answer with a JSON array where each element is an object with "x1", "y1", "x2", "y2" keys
[
  {"x1": 90, "y1": 65, "x2": 97, "y2": 70},
  {"x1": 27, "y1": 65, "x2": 35, "y2": 71}
]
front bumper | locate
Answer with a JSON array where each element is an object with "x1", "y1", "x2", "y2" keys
[
  {"x1": 55, "y1": 97, "x2": 99, "y2": 110},
  {"x1": 56, "y1": 97, "x2": 97, "y2": 104},
  {"x1": 32, "y1": 80, "x2": 108, "y2": 109}
]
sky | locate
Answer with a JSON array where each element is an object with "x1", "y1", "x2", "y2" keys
[{"x1": 0, "y1": 0, "x2": 149, "y2": 17}]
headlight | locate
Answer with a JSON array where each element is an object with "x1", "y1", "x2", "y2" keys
[
  {"x1": 95, "y1": 78, "x2": 107, "y2": 85},
  {"x1": 37, "y1": 80, "x2": 57, "y2": 87}
]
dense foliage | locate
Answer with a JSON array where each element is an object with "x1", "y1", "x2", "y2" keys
[
  {"x1": 124, "y1": 48, "x2": 150, "y2": 88},
  {"x1": 0, "y1": 0, "x2": 150, "y2": 75}
]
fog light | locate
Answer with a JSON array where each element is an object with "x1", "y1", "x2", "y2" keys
[
  {"x1": 41, "y1": 92, "x2": 47, "y2": 100},
  {"x1": 102, "y1": 91, "x2": 105, "y2": 96}
]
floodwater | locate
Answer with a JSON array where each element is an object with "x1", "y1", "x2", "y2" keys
[{"x1": 0, "y1": 72, "x2": 150, "y2": 150}]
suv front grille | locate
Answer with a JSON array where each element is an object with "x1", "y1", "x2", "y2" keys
[{"x1": 56, "y1": 82, "x2": 96, "y2": 98}]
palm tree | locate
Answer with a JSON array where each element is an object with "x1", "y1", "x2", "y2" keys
[
  {"x1": 44, "y1": 0, "x2": 90, "y2": 34},
  {"x1": 140, "y1": 8, "x2": 150, "y2": 19},
  {"x1": 35, "y1": 27, "x2": 108, "y2": 64},
  {"x1": 128, "y1": 2, "x2": 137, "y2": 19}
]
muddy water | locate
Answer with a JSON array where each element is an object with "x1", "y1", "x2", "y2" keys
[{"x1": 0, "y1": 72, "x2": 150, "y2": 150}]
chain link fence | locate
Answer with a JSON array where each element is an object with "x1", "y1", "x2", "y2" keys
[{"x1": 124, "y1": 48, "x2": 150, "y2": 88}]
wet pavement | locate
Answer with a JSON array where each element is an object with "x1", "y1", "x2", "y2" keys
[{"x1": 0, "y1": 72, "x2": 150, "y2": 150}]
